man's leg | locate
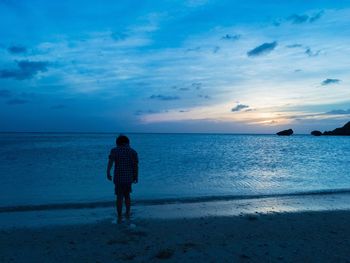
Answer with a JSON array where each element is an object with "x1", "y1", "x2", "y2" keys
[
  {"x1": 116, "y1": 194, "x2": 123, "y2": 222},
  {"x1": 125, "y1": 192, "x2": 131, "y2": 219}
]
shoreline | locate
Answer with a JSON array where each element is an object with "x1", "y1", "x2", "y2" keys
[
  {"x1": 2, "y1": 191, "x2": 350, "y2": 229},
  {"x1": 3, "y1": 188, "x2": 350, "y2": 213},
  {"x1": 1, "y1": 210, "x2": 350, "y2": 262}
]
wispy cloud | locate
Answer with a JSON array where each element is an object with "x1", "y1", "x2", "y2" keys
[
  {"x1": 221, "y1": 34, "x2": 241, "y2": 41},
  {"x1": 325, "y1": 109, "x2": 350, "y2": 115},
  {"x1": 321, "y1": 78, "x2": 341, "y2": 86},
  {"x1": 288, "y1": 14, "x2": 309, "y2": 24},
  {"x1": 191, "y1": 82, "x2": 202, "y2": 90},
  {"x1": 305, "y1": 47, "x2": 320, "y2": 57},
  {"x1": 110, "y1": 32, "x2": 128, "y2": 41},
  {"x1": 286, "y1": 44, "x2": 303, "y2": 48},
  {"x1": 231, "y1": 104, "x2": 249, "y2": 112},
  {"x1": 178, "y1": 87, "x2": 190, "y2": 91},
  {"x1": 212, "y1": 46, "x2": 220, "y2": 53},
  {"x1": 0, "y1": 89, "x2": 12, "y2": 98},
  {"x1": 185, "y1": 0, "x2": 209, "y2": 7},
  {"x1": 51, "y1": 104, "x2": 65, "y2": 109},
  {"x1": 8, "y1": 45, "x2": 27, "y2": 54},
  {"x1": 309, "y1": 11, "x2": 324, "y2": 23},
  {"x1": 186, "y1": 47, "x2": 201, "y2": 52},
  {"x1": 0, "y1": 60, "x2": 49, "y2": 80},
  {"x1": 172, "y1": 86, "x2": 190, "y2": 91},
  {"x1": 287, "y1": 11, "x2": 323, "y2": 24},
  {"x1": 198, "y1": 94, "x2": 211, "y2": 99},
  {"x1": 6, "y1": 98, "x2": 28, "y2": 105},
  {"x1": 247, "y1": 41, "x2": 277, "y2": 57},
  {"x1": 135, "y1": 109, "x2": 166, "y2": 115},
  {"x1": 149, "y1": 94, "x2": 180, "y2": 101}
]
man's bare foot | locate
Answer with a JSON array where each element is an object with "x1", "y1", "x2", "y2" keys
[
  {"x1": 125, "y1": 212, "x2": 131, "y2": 220},
  {"x1": 117, "y1": 216, "x2": 123, "y2": 224}
]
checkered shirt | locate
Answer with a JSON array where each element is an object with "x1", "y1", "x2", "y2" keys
[{"x1": 109, "y1": 145, "x2": 138, "y2": 184}]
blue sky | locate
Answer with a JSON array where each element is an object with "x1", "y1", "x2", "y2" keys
[{"x1": 1, "y1": 0, "x2": 350, "y2": 133}]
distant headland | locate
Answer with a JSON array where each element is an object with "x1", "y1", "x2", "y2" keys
[{"x1": 277, "y1": 121, "x2": 350, "y2": 136}]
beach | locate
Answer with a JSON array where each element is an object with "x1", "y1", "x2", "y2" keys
[
  {"x1": 1, "y1": 210, "x2": 350, "y2": 263},
  {"x1": 2, "y1": 192, "x2": 350, "y2": 263}
]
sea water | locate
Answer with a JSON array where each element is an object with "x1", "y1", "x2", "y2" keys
[{"x1": 1, "y1": 133, "x2": 350, "y2": 208}]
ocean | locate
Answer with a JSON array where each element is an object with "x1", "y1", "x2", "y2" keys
[{"x1": 1, "y1": 133, "x2": 350, "y2": 209}]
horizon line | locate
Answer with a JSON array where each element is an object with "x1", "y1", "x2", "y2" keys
[{"x1": 0, "y1": 131, "x2": 311, "y2": 135}]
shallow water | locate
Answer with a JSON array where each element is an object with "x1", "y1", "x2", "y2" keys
[{"x1": 1, "y1": 133, "x2": 350, "y2": 207}]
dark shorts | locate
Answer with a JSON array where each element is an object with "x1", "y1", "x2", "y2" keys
[{"x1": 115, "y1": 182, "x2": 132, "y2": 198}]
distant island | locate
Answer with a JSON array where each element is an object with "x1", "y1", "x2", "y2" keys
[
  {"x1": 276, "y1": 121, "x2": 350, "y2": 136},
  {"x1": 312, "y1": 121, "x2": 350, "y2": 136},
  {"x1": 311, "y1": 130, "x2": 322, "y2": 136},
  {"x1": 276, "y1": 129, "x2": 293, "y2": 136}
]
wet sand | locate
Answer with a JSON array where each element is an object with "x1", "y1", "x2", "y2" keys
[{"x1": 1, "y1": 210, "x2": 350, "y2": 263}]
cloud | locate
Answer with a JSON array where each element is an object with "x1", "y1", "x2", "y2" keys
[
  {"x1": 8, "y1": 45, "x2": 27, "y2": 54},
  {"x1": 172, "y1": 86, "x2": 190, "y2": 91},
  {"x1": 247, "y1": 41, "x2": 277, "y2": 57},
  {"x1": 19, "y1": 92, "x2": 36, "y2": 99},
  {"x1": 325, "y1": 109, "x2": 350, "y2": 115},
  {"x1": 149, "y1": 94, "x2": 180, "y2": 101},
  {"x1": 51, "y1": 104, "x2": 65, "y2": 109},
  {"x1": 191, "y1": 82, "x2": 202, "y2": 90},
  {"x1": 309, "y1": 11, "x2": 324, "y2": 23},
  {"x1": 305, "y1": 48, "x2": 320, "y2": 57},
  {"x1": 178, "y1": 87, "x2": 190, "y2": 91},
  {"x1": 198, "y1": 94, "x2": 210, "y2": 99},
  {"x1": 321, "y1": 78, "x2": 340, "y2": 86},
  {"x1": 6, "y1": 98, "x2": 28, "y2": 105},
  {"x1": 0, "y1": 89, "x2": 12, "y2": 98},
  {"x1": 221, "y1": 34, "x2": 241, "y2": 41},
  {"x1": 0, "y1": 60, "x2": 49, "y2": 80},
  {"x1": 272, "y1": 20, "x2": 281, "y2": 27},
  {"x1": 288, "y1": 14, "x2": 309, "y2": 24},
  {"x1": 111, "y1": 32, "x2": 128, "y2": 41},
  {"x1": 185, "y1": 0, "x2": 209, "y2": 7},
  {"x1": 186, "y1": 47, "x2": 201, "y2": 52},
  {"x1": 287, "y1": 11, "x2": 323, "y2": 24},
  {"x1": 231, "y1": 104, "x2": 249, "y2": 112},
  {"x1": 286, "y1": 44, "x2": 303, "y2": 48},
  {"x1": 135, "y1": 109, "x2": 166, "y2": 115},
  {"x1": 212, "y1": 46, "x2": 220, "y2": 53},
  {"x1": 285, "y1": 44, "x2": 320, "y2": 57}
]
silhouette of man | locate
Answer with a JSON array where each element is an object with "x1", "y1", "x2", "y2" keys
[{"x1": 107, "y1": 135, "x2": 138, "y2": 223}]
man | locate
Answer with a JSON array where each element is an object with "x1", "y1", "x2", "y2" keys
[{"x1": 107, "y1": 135, "x2": 138, "y2": 223}]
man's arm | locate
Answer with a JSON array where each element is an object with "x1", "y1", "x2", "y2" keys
[
  {"x1": 107, "y1": 150, "x2": 114, "y2": 181},
  {"x1": 133, "y1": 151, "x2": 139, "y2": 183},
  {"x1": 107, "y1": 159, "x2": 113, "y2": 181}
]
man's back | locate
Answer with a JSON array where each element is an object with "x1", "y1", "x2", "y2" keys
[{"x1": 109, "y1": 145, "x2": 138, "y2": 184}]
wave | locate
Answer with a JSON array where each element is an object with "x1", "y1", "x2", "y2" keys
[{"x1": 2, "y1": 188, "x2": 350, "y2": 213}]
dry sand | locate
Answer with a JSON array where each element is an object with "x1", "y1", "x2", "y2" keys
[{"x1": 1, "y1": 210, "x2": 350, "y2": 263}]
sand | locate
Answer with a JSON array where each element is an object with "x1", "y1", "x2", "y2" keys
[{"x1": 1, "y1": 210, "x2": 350, "y2": 263}]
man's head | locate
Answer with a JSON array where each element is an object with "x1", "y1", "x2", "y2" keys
[{"x1": 116, "y1": 135, "x2": 130, "y2": 146}]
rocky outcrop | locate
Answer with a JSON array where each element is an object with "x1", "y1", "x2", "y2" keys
[
  {"x1": 323, "y1": 121, "x2": 350, "y2": 136},
  {"x1": 311, "y1": 130, "x2": 322, "y2": 136},
  {"x1": 276, "y1": 129, "x2": 293, "y2": 136}
]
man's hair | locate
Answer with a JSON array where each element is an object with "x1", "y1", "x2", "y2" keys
[{"x1": 116, "y1": 135, "x2": 130, "y2": 146}]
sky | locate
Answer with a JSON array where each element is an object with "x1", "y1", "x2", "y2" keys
[{"x1": 1, "y1": 0, "x2": 350, "y2": 133}]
